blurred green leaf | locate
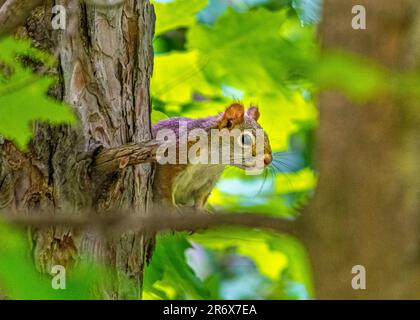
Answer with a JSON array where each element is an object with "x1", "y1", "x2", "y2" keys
[
  {"x1": 0, "y1": 219, "x2": 106, "y2": 299},
  {"x1": 153, "y1": 0, "x2": 208, "y2": 36},
  {"x1": 151, "y1": 108, "x2": 169, "y2": 124},
  {"x1": 208, "y1": 168, "x2": 316, "y2": 215},
  {"x1": 190, "y1": 229, "x2": 287, "y2": 280},
  {"x1": 314, "y1": 50, "x2": 388, "y2": 101},
  {"x1": 0, "y1": 37, "x2": 55, "y2": 70},
  {"x1": 152, "y1": 50, "x2": 219, "y2": 105},
  {"x1": 189, "y1": 228, "x2": 313, "y2": 299},
  {"x1": 0, "y1": 220, "x2": 54, "y2": 299},
  {"x1": 143, "y1": 233, "x2": 210, "y2": 299},
  {"x1": 0, "y1": 37, "x2": 75, "y2": 150},
  {"x1": 188, "y1": 8, "x2": 318, "y2": 90}
]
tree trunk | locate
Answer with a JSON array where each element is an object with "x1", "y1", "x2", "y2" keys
[
  {"x1": 0, "y1": 0, "x2": 155, "y2": 299},
  {"x1": 296, "y1": 0, "x2": 420, "y2": 299}
]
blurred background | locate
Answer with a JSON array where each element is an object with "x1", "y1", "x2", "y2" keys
[
  {"x1": 145, "y1": 0, "x2": 420, "y2": 300},
  {"x1": 147, "y1": 0, "x2": 319, "y2": 300}
]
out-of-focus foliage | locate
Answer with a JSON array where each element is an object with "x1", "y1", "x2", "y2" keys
[
  {"x1": 0, "y1": 219, "x2": 107, "y2": 299},
  {"x1": 148, "y1": 0, "x2": 322, "y2": 300},
  {"x1": 314, "y1": 50, "x2": 388, "y2": 101},
  {"x1": 187, "y1": 8, "x2": 312, "y2": 96},
  {"x1": 153, "y1": 0, "x2": 208, "y2": 36},
  {"x1": 0, "y1": 37, "x2": 75, "y2": 149},
  {"x1": 210, "y1": 167, "x2": 316, "y2": 214},
  {"x1": 143, "y1": 234, "x2": 210, "y2": 299},
  {"x1": 143, "y1": 230, "x2": 313, "y2": 300},
  {"x1": 190, "y1": 228, "x2": 312, "y2": 292}
]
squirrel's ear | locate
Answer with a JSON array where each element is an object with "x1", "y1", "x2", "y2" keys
[
  {"x1": 247, "y1": 106, "x2": 260, "y2": 121},
  {"x1": 219, "y1": 103, "x2": 244, "y2": 128}
]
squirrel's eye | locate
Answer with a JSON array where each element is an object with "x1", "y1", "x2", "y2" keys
[{"x1": 239, "y1": 133, "x2": 254, "y2": 147}]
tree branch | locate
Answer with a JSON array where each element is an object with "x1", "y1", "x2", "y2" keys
[
  {"x1": 0, "y1": 0, "x2": 46, "y2": 37},
  {"x1": 93, "y1": 140, "x2": 161, "y2": 173},
  {"x1": 1, "y1": 209, "x2": 298, "y2": 237}
]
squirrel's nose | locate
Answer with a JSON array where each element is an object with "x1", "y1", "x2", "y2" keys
[{"x1": 264, "y1": 153, "x2": 272, "y2": 165}]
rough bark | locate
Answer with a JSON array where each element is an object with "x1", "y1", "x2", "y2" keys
[
  {"x1": 296, "y1": 0, "x2": 420, "y2": 299},
  {"x1": 0, "y1": 0, "x2": 156, "y2": 299},
  {"x1": 0, "y1": 0, "x2": 47, "y2": 37}
]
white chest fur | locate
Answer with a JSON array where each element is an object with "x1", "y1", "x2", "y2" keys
[{"x1": 172, "y1": 164, "x2": 225, "y2": 208}]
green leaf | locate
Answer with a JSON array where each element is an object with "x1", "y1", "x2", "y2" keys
[
  {"x1": 151, "y1": 8, "x2": 318, "y2": 214},
  {"x1": 143, "y1": 233, "x2": 210, "y2": 299},
  {"x1": 153, "y1": 0, "x2": 208, "y2": 36},
  {"x1": 0, "y1": 220, "x2": 53, "y2": 299},
  {"x1": 187, "y1": 8, "x2": 316, "y2": 93},
  {"x1": 152, "y1": 50, "x2": 219, "y2": 105},
  {"x1": 185, "y1": 8, "x2": 318, "y2": 150},
  {"x1": 0, "y1": 37, "x2": 55, "y2": 69},
  {"x1": 208, "y1": 168, "x2": 316, "y2": 215},
  {"x1": 0, "y1": 37, "x2": 75, "y2": 150},
  {"x1": 0, "y1": 219, "x2": 106, "y2": 299},
  {"x1": 190, "y1": 228, "x2": 287, "y2": 281},
  {"x1": 0, "y1": 76, "x2": 75, "y2": 149},
  {"x1": 151, "y1": 108, "x2": 169, "y2": 124},
  {"x1": 189, "y1": 228, "x2": 313, "y2": 298}
]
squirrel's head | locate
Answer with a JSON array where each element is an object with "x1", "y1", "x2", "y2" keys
[
  {"x1": 152, "y1": 102, "x2": 272, "y2": 172},
  {"x1": 215, "y1": 103, "x2": 272, "y2": 170}
]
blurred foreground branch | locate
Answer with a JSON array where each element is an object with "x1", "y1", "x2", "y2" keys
[{"x1": 0, "y1": 208, "x2": 298, "y2": 236}]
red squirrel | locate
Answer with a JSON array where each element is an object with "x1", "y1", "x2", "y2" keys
[{"x1": 151, "y1": 103, "x2": 273, "y2": 210}]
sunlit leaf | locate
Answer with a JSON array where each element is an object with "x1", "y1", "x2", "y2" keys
[
  {"x1": 315, "y1": 50, "x2": 388, "y2": 101},
  {"x1": 153, "y1": 0, "x2": 208, "y2": 36},
  {"x1": 274, "y1": 168, "x2": 317, "y2": 194},
  {"x1": 143, "y1": 233, "x2": 210, "y2": 299},
  {"x1": 187, "y1": 8, "x2": 316, "y2": 93},
  {"x1": 152, "y1": 50, "x2": 219, "y2": 105},
  {"x1": 0, "y1": 37, "x2": 75, "y2": 150},
  {"x1": 189, "y1": 228, "x2": 313, "y2": 298},
  {"x1": 151, "y1": 108, "x2": 169, "y2": 124}
]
